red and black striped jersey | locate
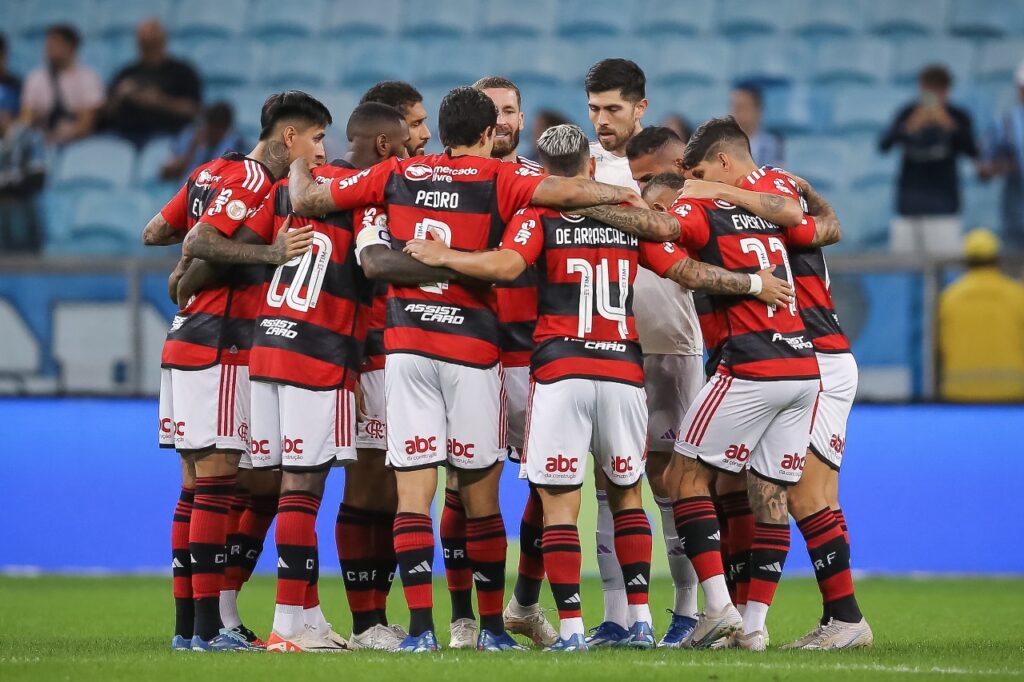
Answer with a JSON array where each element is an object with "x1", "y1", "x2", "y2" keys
[
  {"x1": 496, "y1": 155, "x2": 543, "y2": 368},
  {"x1": 326, "y1": 152, "x2": 547, "y2": 368},
  {"x1": 741, "y1": 166, "x2": 850, "y2": 353},
  {"x1": 693, "y1": 291, "x2": 727, "y2": 379},
  {"x1": 501, "y1": 207, "x2": 685, "y2": 386},
  {"x1": 669, "y1": 197, "x2": 820, "y2": 381},
  {"x1": 245, "y1": 162, "x2": 379, "y2": 391},
  {"x1": 160, "y1": 152, "x2": 272, "y2": 369},
  {"x1": 361, "y1": 281, "x2": 388, "y2": 373}
]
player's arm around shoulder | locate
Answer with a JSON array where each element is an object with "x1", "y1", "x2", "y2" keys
[
  {"x1": 181, "y1": 217, "x2": 312, "y2": 266},
  {"x1": 782, "y1": 173, "x2": 843, "y2": 248},
  {"x1": 404, "y1": 228, "x2": 527, "y2": 282},
  {"x1": 679, "y1": 178, "x2": 804, "y2": 227},
  {"x1": 664, "y1": 257, "x2": 794, "y2": 308}
]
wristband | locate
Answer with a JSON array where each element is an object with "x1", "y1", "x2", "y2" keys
[{"x1": 748, "y1": 273, "x2": 763, "y2": 296}]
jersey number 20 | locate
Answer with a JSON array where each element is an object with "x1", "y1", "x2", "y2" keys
[{"x1": 267, "y1": 230, "x2": 332, "y2": 312}]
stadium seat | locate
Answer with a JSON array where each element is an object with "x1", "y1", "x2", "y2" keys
[
  {"x1": 865, "y1": 0, "x2": 950, "y2": 36},
  {"x1": 52, "y1": 137, "x2": 136, "y2": 190},
  {"x1": 413, "y1": 39, "x2": 491, "y2": 88},
  {"x1": 634, "y1": 0, "x2": 715, "y2": 37},
  {"x1": 337, "y1": 42, "x2": 416, "y2": 89},
  {"x1": 784, "y1": 136, "x2": 851, "y2": 191},
  {"x1": 401, "y1": 0, "x2": 478, "y2": 38},
  {"x1": 228, "y1": 91, "x2": 272, "y2": 141},
  {"x1": 258, "y1": 41, "x2": 337, "y2": 90},
  {"x1": 660, "y1": 85, "x2": 730, "y2": 132},
  {"x1": 135, "y1": 137, "x2": 175, "y2": 187},
  {"x1": 39, "y1": 189, "x2": 80, "y2": 246},
  {"x1": 490, "y1": 39, "x2": 563, "y2": 86},
  {"x1": 830, "y1": 85, "x2": 908, "y2": 135},
  {"x1": 248, "y1": 0, "x2": 325, "y2": 38},
  {"x1": 889, "y1": 38, "x2": 976, "y2": 88},
  {"x1": 717, "y1": 0, "x2": 791, "y2": 37},
  {"x1": 961, "y1": 178, "x2": 1002, "y2": 233},
  {"x1": 15, "y1": 0, "x2": 95, "y2": 38},
  {"x1": 169, "y1": 0, "x2": 247, "y2": 39},
  {"x1": 556, "y1": 0, "x2": 632, "y2": 38},
  {"x1": 843, "y1": 136, "x2": 899, "y2": 189},
  {"x1": 975, "y1": 40, "x2": 1024, "y2": 85},
  {"x1": 647, "y1": 38, "x2": 729, "y2": 87},
  {"x1": 69, "y1": 189, "x2": 147, "y2": 247},
  {"x1": 554, "y1": 38, "x2": 648, "y2": 90},
  {"x1": 949, "y1": 0, "x2": 1021, "y2": 38},
  {"x1": 188, "y1": 38, "x2": 254, "y2": 88},
  {"x1": 7, "y1": 35, "x2": 43, "y2": 78},
  {"x1": 480, "y1": 0, "x2": 557, "y2": 38},
  {"x1": 323, "y1": 0, "x2": 400, "y2": 37},
  {"x1": 812, "y1": 37, "x2": 892, "y2": 85},
  {"x1": 93, "y1": 0, "x2": 172, "y2": 38},
  {"x1": 829, "y1": 186, "x2": 892, "y2": 250},
  {"x1": 728, "y1": 38, "x2": 808, "y2": 87},
  {"x1": 761, "y1": 84, "x2": 817, "y2": 135},
  {"x1": 77, "y1": 37, "x2": 127, "y2": 83},
  {"x1": 791, "y1": 0, "x2": 862, "y2": 36}
]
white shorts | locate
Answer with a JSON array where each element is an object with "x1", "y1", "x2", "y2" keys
[
  {"x1": 159, "y1": 365, "x2": 252, "y2": 466},
  {"x1": 644, "y1": 353, "x2": 705, "y2": 452},
  {"x1": 355, "y1": 369, "x2": 386, "y2": 450},
  {"x1": 674, "y1": 374, "x2": 819, "y2": 485},
  {"x1": 249, "y1": 381, "x2": 357, "y2": 470},
  {"x1": 523, "y1": 378, "x2": 648, "y2": 489},
  {"x1": 503, "y1": 365, "x2": 530, "y2": 459},
  {"x1": 809, "y1": 352, "x2": 858, "y2": 471},
  {"x1": 384, "y1": 353, "x2": 506, "y2": 471}
]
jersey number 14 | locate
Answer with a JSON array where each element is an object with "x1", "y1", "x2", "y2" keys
[{"x1": 566, "y1": 257, "x2": 630, "y2": 339}]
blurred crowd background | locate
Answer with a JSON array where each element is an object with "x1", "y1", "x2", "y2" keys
[{"x1": 1, "y1": 0, "x2": 1023, "y2": 403}]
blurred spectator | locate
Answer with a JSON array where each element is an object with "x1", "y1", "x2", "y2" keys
[
  {"x1": 20, "y1": 24, "x2": 103, "y2": 146},
  {"x1": 662, "y1": 113, "x2": 692, "y2": 143},
  {"x1": 731, "y1": 83, "x2": 783, "y2": 167},
  {"x1": 938, "y1": 228, "x2": 1024, "y2": 402},
  {"x1": 0, "y1": 34, "x2": 21, "y2": 114},
  {"x1": 161, "y1": 101, "x2": 244, "y2": 183},
  {"x1": 529, "y1": 109, "x2": 572, "y2": 158},
  {"x1": 104, "y1": 19, "x2": 201, "y2": 147},
  {"x1": 976, "y1": 60, "x2": 1024, "y2": 252},
  {"x1": 880, "y1": 65, "x2": 977, "y2": 256},
  {"x1": 0, "y1": 85, "x2": 46, "y2": 253}
]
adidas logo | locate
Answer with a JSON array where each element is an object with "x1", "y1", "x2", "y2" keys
[
  {"x1": 408, "y1": 561, "x2": 432, "y2": 575},
  {"x1": 596, "y1": 544, "x2": 613, "y2": 555},
  {"x1": 171, "y1": 558, "x2": 184, "y2": 569},
  {"x1": 277, "y1": 557, "x2": 289, "y2": 569},
  {"x1": 661, "y1": 429, "x2": 677, "y2": 440},
  {"x1": 564, "y1": 593, "x2": 581, "y2": 604},
  {"x1": 190, "y1": 554, "x2": 198, "y2": 564},
  {"x1": 627, "y1": 575, "x2": 648, "y2": 587},
  {"x1": 759, "y1": 562, "x2": 783, "y2": 573},
  {"x1": 708, "y1": 531, "x2": 721, "y2": 541},
  {"x1": 473, "y1": 572, "x2": 490, "y2": 583}
]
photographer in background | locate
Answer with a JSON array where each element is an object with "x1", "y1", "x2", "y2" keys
[{"x1": 880, "y1": 64, "x2": 978, "y2": 256}]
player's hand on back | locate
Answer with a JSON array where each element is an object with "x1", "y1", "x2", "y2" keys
[
  {"x1": 754, "y1": 266, "x2": 794, "y2": 307},
  {"x1": 678, "y1": 179, "x2": 722, "y2": 201},
  {"x1": 270, "y1": 215, "x2": 314, "y2": 265},
  {"x1": 404, "y1": 227, "x2": 453, "y2": 267}
]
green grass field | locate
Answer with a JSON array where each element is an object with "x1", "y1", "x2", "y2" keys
[{"x1": 1, "y1": 576, "x2": 1022, "y2": 681}]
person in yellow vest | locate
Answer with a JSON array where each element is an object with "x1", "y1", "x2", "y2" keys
[{"x1": 938, "y1": 228, "x2": 1024, "y2": 401}]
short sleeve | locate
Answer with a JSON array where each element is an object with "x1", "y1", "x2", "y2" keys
[
  {"x1": 785, "y1": 214, "x2": 817, "y2": 248},
  {"x1": 329, "y1": 157, "x2": 396, "y2": 210},
  {"x1": 498, "y1": 207, "x2": 544, "y2": 266},
  {"x1": 202, "y1": 169, "x2": 272, "y2": 238},
  {"x1": 639, "y1": 239, "x2": 686, "y2": 277},
  {"x1": 354, "y1": 205, "x2": 392, "y2": 265},
  {"x1": 78, "y1": 68, "x2": 105, "y2": 109},
  {"x1": 243, "y1": 192, "x2": 276, "y2": 244},
  {"x1": 159, "y1": 182, "x2": 189, "y2": 231},
  {"x1": 496, "y1": 162, "x2": 548, "y2": 222},
  {"x1": 668, "y1": 199, "x2": 712, "y2": 253}
]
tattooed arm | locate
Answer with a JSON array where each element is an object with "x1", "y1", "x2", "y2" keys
[
  {"x1": 575, "y1": 204, "x2": 682, "y2": 241},
  {"x1": 801, "y1": 182, "x2": 843, "y2": 247},
  {"x1": 181, "y1": 219, "x2": 313, "y2": 265},
  {"x1": 288, "y1": 158, "x2": 343, "y2": 216},
  {"x1": 665, "y1": 260, "x2": 794, "y2": 307},
  {"x1": 530, "y1": 176, "x2": 645, "y2": 211},
  {"x1": 678, "y1": 179, "x2": 803, "y2": 227},
  {"x1": 142, "y1": 213, "x2": 184, "y2": 246},
  {"x1": 747, "y1": 475, "x2": 790, "y2": 524},
  {"x1": 176, "y1": 258, "x2": 224, "y2": 307},
  {"x1": 167, "y1": 256, "x2": 192, "y2": 305}
]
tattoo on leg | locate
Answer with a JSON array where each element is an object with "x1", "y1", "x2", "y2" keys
[{"x1": 747, "y1": 476, "x2": 789, "y2": 524}]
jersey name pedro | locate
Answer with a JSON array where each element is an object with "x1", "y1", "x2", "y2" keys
[
  {"x1": 502, "y1": 207, "x2": 684, "y2": 386},
  {"x1": 327, "y1": 152, "x2": 546, "y2": 367},
  {"x1": 160, "y1": 152, "x2": 272, "y2": 369},
  {"x1": 246, "y1": 163, "x2": 377, "y2": 390}
]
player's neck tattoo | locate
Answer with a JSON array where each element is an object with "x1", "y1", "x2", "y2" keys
[{"x1": 261, "y1": 140, "x2": 290, "y2": 180}]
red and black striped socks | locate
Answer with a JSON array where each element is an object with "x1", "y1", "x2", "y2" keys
[
  {"x1": 394, "y1": 512, "x2": 435, "y2": 636},
  {"x1": 513, "y1": 487, "x2": 545, "y2": 608},
  {"x1": 336, "y1": 503, "x2": 380, "y2": 634},
  {"x1": 796, "y1": 507, "x2": 862, "y2": 624},
  {"x1": 613, "y1": 509, "x2": 653, "y2": 626},
  {"x1": 190, "y1": 474, "x2": 236, "y2": 640},
  {"x1": 673, "y1": 496, "x2": 731, "y2": 612},
  {"x1": 719, "y1": 490, "x2": 755, "y2": 608},
  {"x1": 542, "y1": 524, "x2": 583, "y2": 633},
  {"x1": 171, "y1": 486, "x2": 194, "y2": 639},
  {"x1": 440, "y1": 489, "x2": 475, "y2": 623},
  {"x1": 273, "y1": 490, "x2": 321, "y2": 638},
  {"x1": 467, "y1": 513, "x2": 507, "y2": 634}
]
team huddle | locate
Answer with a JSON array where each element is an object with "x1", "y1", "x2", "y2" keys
[{"x1": 144, "y1": 58, "x2": 872, "y2": 654}]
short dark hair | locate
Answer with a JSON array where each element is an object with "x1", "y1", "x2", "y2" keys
[
  {"x1": 204, "y1": 101, "x2": 234, "y2": 129},
  {"x1": 641, "y1": 172, "x2": 686, "y2": 202},
  {"x1": 46, "y1": 24, "x2": 81, "y2": 50},
  {"x1": 259, "y1": 90, "x2": 332, "y2": 141},
  {"x1": 920, "y1": 64, "x2": 953, "y2": 90},
  {"x1": 625, "y1": 126, "x2": 683, "y2": 161},
  {"x1": 682, "y1": 116, "x2": 751, "y2": 169},
  {"x1": 535, "y1": 109, "x2": 572, "y2": 129},
  {"x1": 473, "y1": 76, "x2": 522, "y2": 108},
  {"x1": 584, "y1": 58, "x2": 645, "y2": 102},
  {"x1": 438, "y1": 86, "x2": 497, "y2": 148},
  {"x1": 537, "y1": 124, "x2": 590, "y2": 177},
  {"x1": 360, "y1": 80, "x2": 423, "y2": 115},
  {"x1": 346, "y1": 101, "x2": 405, "y2": 141},
  {"x1": 732, "y1": 82, "x2": 763, "y2": 109}
]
